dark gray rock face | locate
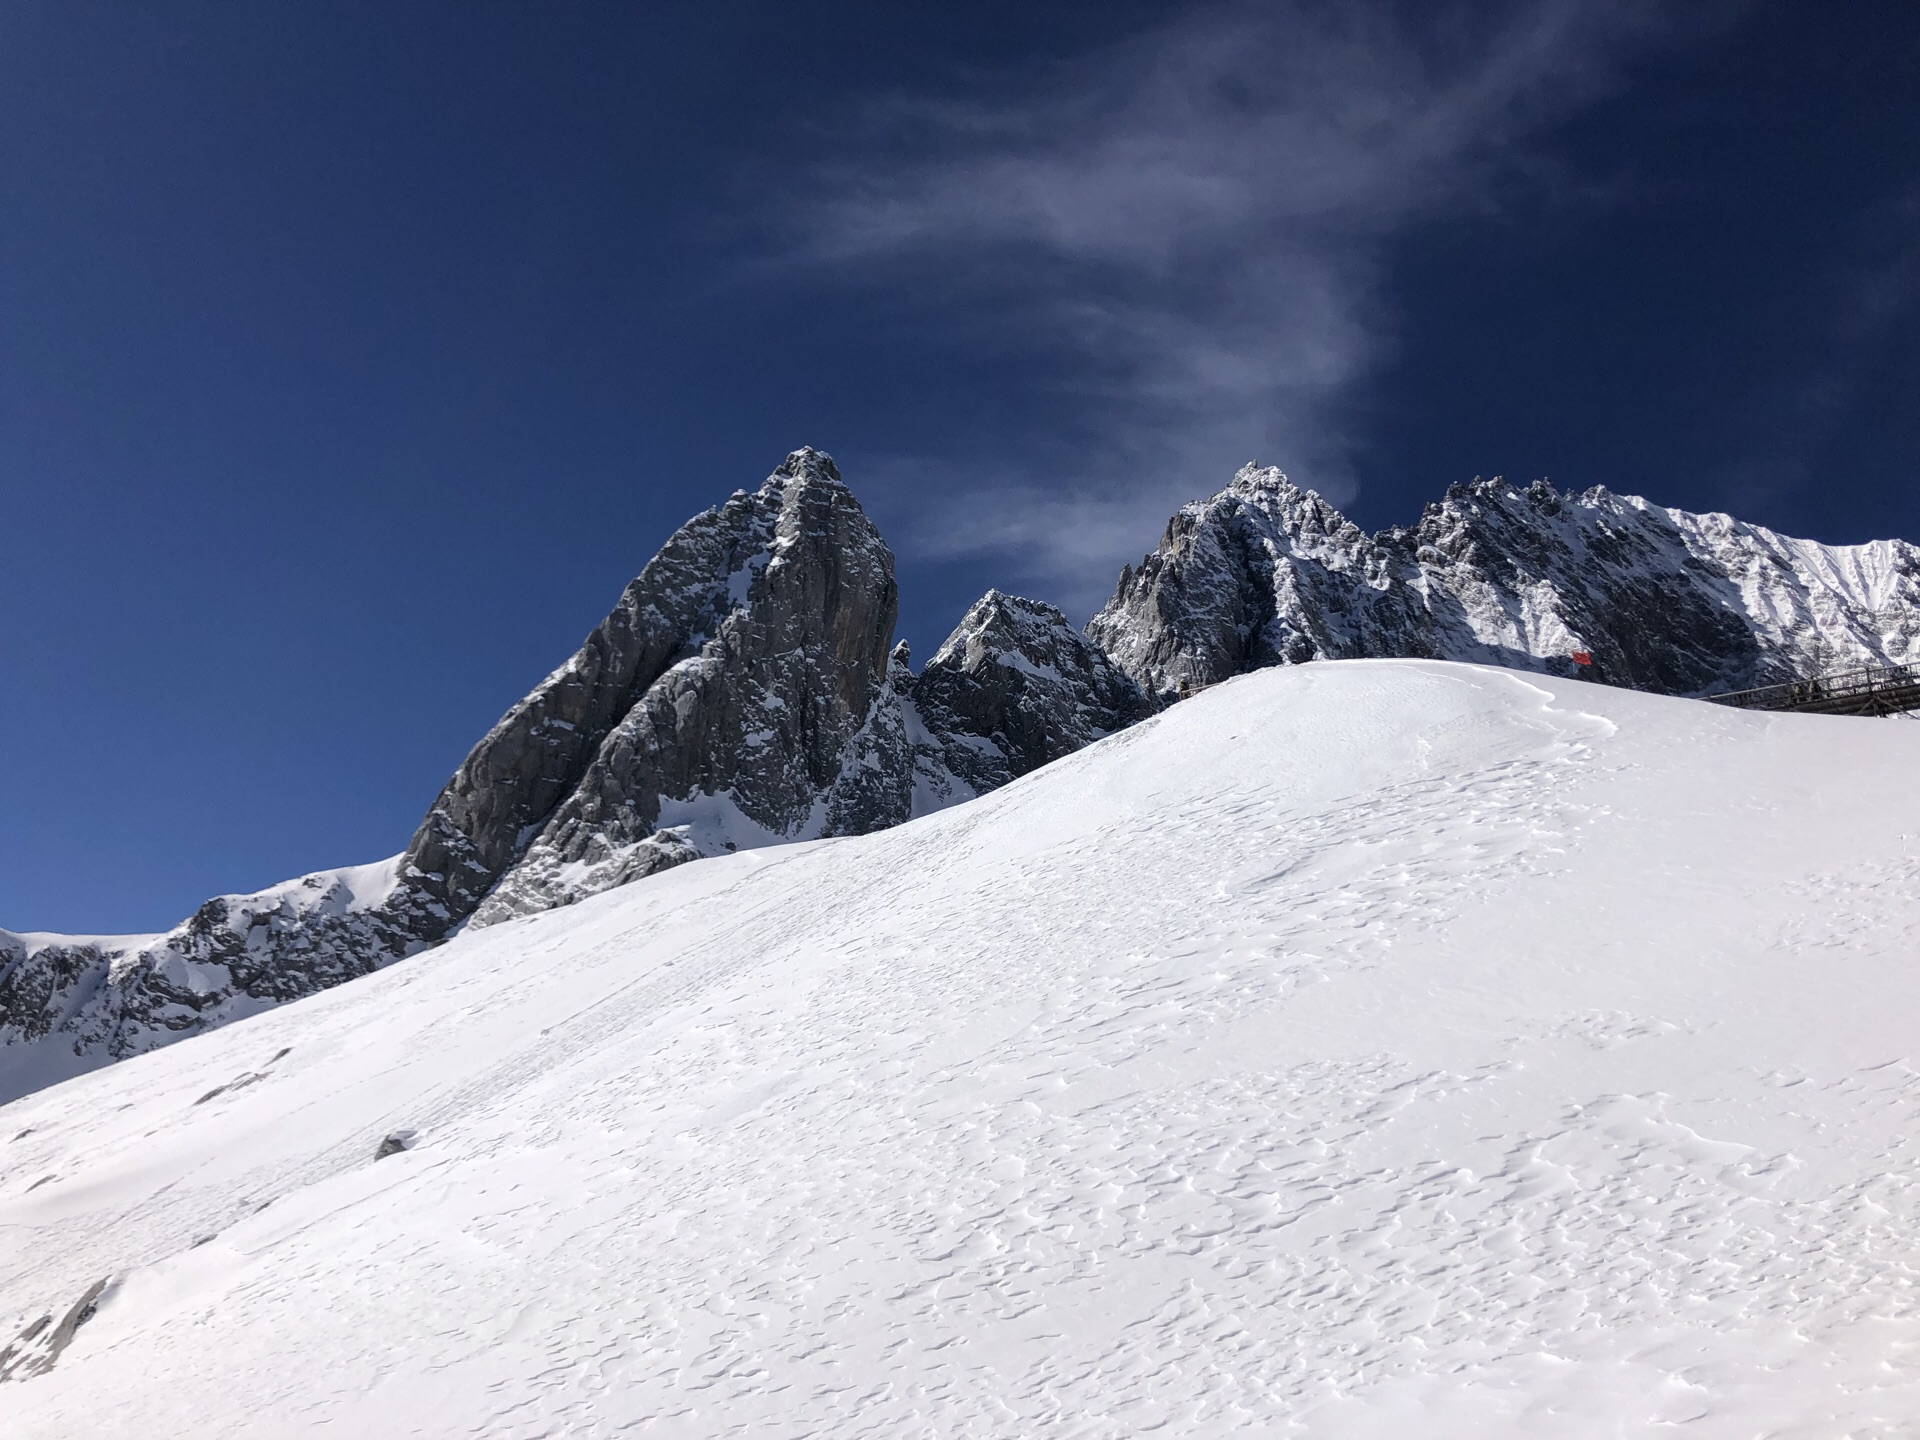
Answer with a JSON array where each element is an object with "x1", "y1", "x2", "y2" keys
[
  {"x1": 469, "y1": 449, "x2": 911, "y2": 922},
  {"x1": 0, "y1": 449, "x2": 920, "y2": 1095},
  {"x1": 908, "y1": 591, "x2": 1157, "y2": 798},
  {"x1": 1090, "y1": 466, "x2": 1920, "y2": 702}
]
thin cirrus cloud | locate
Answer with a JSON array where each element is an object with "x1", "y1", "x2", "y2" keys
[{"x1": 780, "y1": 0, "x2": 1695, "y2": 613}]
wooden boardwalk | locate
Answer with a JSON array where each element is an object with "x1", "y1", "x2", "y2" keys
[{"x1": 1707, "y1": 661, "x2": 1920, "y2": 717}]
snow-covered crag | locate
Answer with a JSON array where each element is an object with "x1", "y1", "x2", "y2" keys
[
  {"x1": 1091, "y1": 466, "x2": 1920, "y2": 702},
  {"x1": 908, "y1": 590, "x2": 1155, "y2": 800},
  {"x1": 460, "y1": 448, "x2": 913, "y2": 924},
  {"x1": 0, "y1": 862, "x2": 433, "y2": 1098},
  {"x1": 0, "y1": 450, "x2": 1151, "y2": 1092},
  {"x1": 6, "y1": 453, "x2": 1919, "y2": 1096},
  {"x1": 3, "y1": 451, "x2": 912, "y2": 1080}
]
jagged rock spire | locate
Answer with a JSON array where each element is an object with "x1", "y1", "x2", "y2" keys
[
  {"x1": 0, "y1": 449, "x2": 922, "y2": 1089},
  {"x1": 911, "y1": 590, "x2": 1156, "y2": 797},
  {"x1": 468, "y1": 447, "x2": 908, "y2": 922}
]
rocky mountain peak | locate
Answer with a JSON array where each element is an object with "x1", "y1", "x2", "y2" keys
[
  {"x1": 1092, "y1": 470, "x2": 1920, "y2": 703},
  {"x1": 1, "y1": 448, "x2": 922, "y2": 1090},
  {"x1": 1224, "y1": 464, "x2": 1358, "y2": 541},
  {"x1": 909, "y1": 589, "x2": 1156, "y2": 798},
  {"x1": 1227, "y1": 460, "x2": 1294, "y2": 494},
  {"x1": 7, "y1": 448, "x2": 1917, "y2": 1105},
  {"x1": 468, "y1": 447, "x2": 903, "y2": 923},
  {"x1": 769, "y1": 445, "x2": 845, "y2": 487}
]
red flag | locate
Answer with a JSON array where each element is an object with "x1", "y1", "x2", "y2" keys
[{"x1": 1570, "y1": 650, "x2": 1592, "y2": 666}]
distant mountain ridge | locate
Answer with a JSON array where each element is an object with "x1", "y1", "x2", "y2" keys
[
  {"x1": 4, "y1": 449, "x2": 1915, "y2": 1099},
  {"x1": 1091, "y1": 465, "x2": 1920, "y2": 702}
]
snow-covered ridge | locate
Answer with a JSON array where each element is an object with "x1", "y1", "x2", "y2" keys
[
  {"x1": 0, "y1": 857, "x2": 417, "y2": 1105},
  {"x1": 0, "y1": 449, "x2": 1134, "y2": 1099},
  {"x1": 4, "y1": 661, "x2": 1918, "y2": 1434},
  {"x1": 5, "y1": 453, "x2": 1916, "y2": 1103},
  {"x1": 1090, "y1": 467, "x2": 1920, "y2": 701}
]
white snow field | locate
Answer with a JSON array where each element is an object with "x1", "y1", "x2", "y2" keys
[{"x1": 4, "y1": 659, "x2": 1920, "y2": 1437}]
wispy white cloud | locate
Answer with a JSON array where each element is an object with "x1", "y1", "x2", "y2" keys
[{"x1": 779, "y1": 0, "x2": 1687, "y2": 612}]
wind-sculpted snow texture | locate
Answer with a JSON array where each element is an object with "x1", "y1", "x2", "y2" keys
[
  {"x1": 1090, "y1": 465, "x2": 1920, "y2": 703},
  {"x1": 5, "y1": 662, "x2": 1920, "y2": 1436}
]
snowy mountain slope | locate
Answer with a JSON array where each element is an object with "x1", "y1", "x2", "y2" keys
[
  {"x1": 4, "y1": 660, "x2": 1919, "y2": 1437},
  {"x1": 1, "y1": 450, "x2": 1112, "y2": 1095},
  {"x1": 1090, "y1": 467, "x2": 1920, "y2": 701},
  {"x1": 1, "y1": 448, "x2": 916, "y2": 1091},
  {"x1": 9, "y1": 452, "x2": 1919, "y2": 1108}
]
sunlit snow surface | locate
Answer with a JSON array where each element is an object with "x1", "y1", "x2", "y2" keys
[{"x1": 4, "y1": 660, "x2": 1920, "y2": 1437}]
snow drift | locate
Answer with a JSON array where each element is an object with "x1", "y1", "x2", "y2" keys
[{"x1": 4, "y1": 660, "x2": 1918, "y2": 1436}]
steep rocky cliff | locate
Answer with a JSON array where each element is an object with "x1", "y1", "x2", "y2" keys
[
  {"x1": 2, "y1": 450, "x2": 923, "y2": 1089},
  {"x1": 1090, "y1": 466, "x2": 1920, "y2": 702},
  {"x1": 467, "y1": 449, "x2": 912, "y2": 922},
  {"x1": 908, "y1": 591, "x2": 1156, "y2": 799},
  {"x1": 0, "y1": 450, "x2": 1119, "y2": 1095}
]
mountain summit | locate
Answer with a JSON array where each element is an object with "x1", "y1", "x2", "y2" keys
[
  {"x1": 1091, "y1": 466, "x2": 1919, "y2": 701},
  {"x1": 3, "y1": 451, "x2": 1916, "y2": 1100},
  {"x1": 428, "y1": 446, "x2": 911, "y2": 926},
  {"x1": 0, "y1": 451, "x2": 1146, "y2": 1097}
]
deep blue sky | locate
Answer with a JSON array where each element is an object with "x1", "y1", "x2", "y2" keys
[{"x1": 4, "y1": 1, "x2": 1915, "y2": 933}]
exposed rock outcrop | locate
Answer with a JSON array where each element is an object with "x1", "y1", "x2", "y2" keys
[
  {"x1": 1, "y1": 450, "x2": 924, "y2": 1092},
  {"x1": 468, "y1": 449, "x2": 911, "y2": 922},
  {"x1": 1090, "y1": 467, "x2": 1920, "y2": 702},
  {"x1": 908, "y1": 591, "x2": 1157, "y2": 798},
  {"x1": 0, "y1": 859, "x2": 423, "y2": 1089},
  {"x1": 7, "y1": 453, "x2": 1919, "y2": 1103},
  {"x1": 0, "y1": 1275, "x2": 111, "y2": 1381}
]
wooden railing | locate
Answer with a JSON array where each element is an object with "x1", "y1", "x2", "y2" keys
[{"x1": 1706, "y1": 661, "x2": 1920, "y2": 717}]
